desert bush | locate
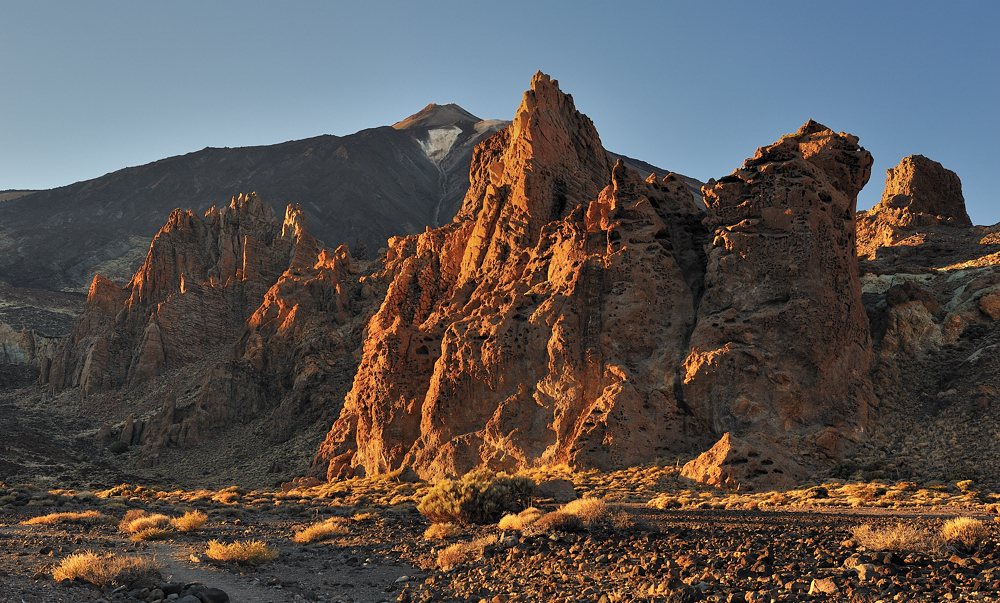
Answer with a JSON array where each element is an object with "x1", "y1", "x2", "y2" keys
[
  {"x1": 852, "y1": 522, "x2": 938, "y2": 553},
  {"x1": 423, "y1": 522, "x2": 462, "y2": 540},
  {"x1": 293, "y1": 517, "x2": 350, "y2": 543},
  {"x1": 417, "y1": 469, "x2": 535, "y2": 526},
  {"x1": 52, "y1": 551, "x2": 159, "y2": 587},
  {"x1": 437, "y1": 534, "x2": 497, "y2": 570},
  {"x1": 170, "y1": 510, "x2": 208, "y2": 532},
  {"x1": 109, "y1": 441, "x2": 128, "y2": 454},
  {"x1": 497, "y1": 507, "x2": 542, "y2": 531},
  {"x1": 205, "y1": 540, "x2": 278, "y2": 566},
  {"x1": 940, "y1": 517, "x2": 988, "y2": 551},
  {"x1": 23, "y1": 510, "x2": 110, "y2": 526}
]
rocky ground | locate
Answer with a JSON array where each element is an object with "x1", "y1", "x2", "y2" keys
[{"x1": 5, "y1": 466, "x2": 1000, "y2": 603}]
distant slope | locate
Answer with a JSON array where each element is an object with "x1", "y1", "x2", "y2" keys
[
  {"x1": 0, "y1": 108, "x2": 701, "y2": 294},
  {"x1": 0, "y1": 106, "x2": 507, "y2": 291}
]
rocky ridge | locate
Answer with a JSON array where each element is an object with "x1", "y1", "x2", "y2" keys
[
  {"x1": 24, "y1": 71, "x2": 1000, "y2": 494},
  {"x1": 37, "y1": 192, "x2": 383, "y2": 476},
  {"x1": 314, "y1": 74, "x2": 875, "y2": 488}
]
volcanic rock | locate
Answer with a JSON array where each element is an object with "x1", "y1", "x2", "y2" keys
[
  {"x1": 41, "y1": 193, "x2": 317, "y2": 395},
  {"x1": 681, "y1": 433, "x2": 807, "y2": 491},
  {"x1": 683, "y1": 120, "x2": 875, "y2": 457},
  {"x1": 315, "y1": 76, "x2": 874, "y2": 486},
  {"x1": 857, "y1": 155, "x2": 971, "y2": 260},
  {"x1": 139, "y1": 242, "x2": 375, "y2": 452}
]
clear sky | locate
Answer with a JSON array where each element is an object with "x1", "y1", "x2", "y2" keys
[{"x1": 2, "y1": 1, "x2": 997, "y2": 223}]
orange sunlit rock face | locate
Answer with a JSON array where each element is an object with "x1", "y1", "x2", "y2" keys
[
  {"x1": 856, "y1": 154, "x2": 971, "y2": 259},
  {"x1": 314, "y1": 78, "x2": 875, "y2": 486},
  {"x1": 686, "y1": 120, "x2": 875, "y2": 441},
  {"x1": 41, "y1": 193, "x2": 313, "y2": 396}
]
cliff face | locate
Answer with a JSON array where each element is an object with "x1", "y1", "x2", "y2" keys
[
  {"x1": 315, "y1": 75, "x2": 875, "y2": 486},
  {"x1": 41, "y1": 193, "x2": 315, "y2": 396},
  {"x1": 137, "y1": 244, "x2": 376, "y2": 457},
  {"x1": 685, "y1": 121, "x2": 875, "y2": 454}
]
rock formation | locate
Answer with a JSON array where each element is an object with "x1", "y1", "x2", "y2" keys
[
  {"x1": 681, "y1": 433, "x2": 808, "y2": 490},
  {"x1": 314, "y1": 75, "x2": 875, "y2": 487},
  {"x1": 138, "y1": 243, "x2": 375, "y2": 453},
  {"x1": 41, "y1": 193, "x2": 317, "y2": 396},
  {"x1": 683, "y1": 120, "x2": 876, "y2": 473},
  {"x1": 857, "y1": 155, "x2": 971, "y2": 259}
]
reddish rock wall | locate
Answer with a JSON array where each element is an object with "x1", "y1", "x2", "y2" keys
[
  {"x1": 683, "y1": 121, "x2": 875, "y2": 463},
  {"x1": 315, "y1": 77, "x2": 875, "y2": 485},
  {"x1": 42, "y1": 193, "x2": 314, "y2": 396}
]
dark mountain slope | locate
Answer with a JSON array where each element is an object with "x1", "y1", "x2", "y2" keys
[{"x1": 0, "y1": 106, "x2": 507, "y2": 291}]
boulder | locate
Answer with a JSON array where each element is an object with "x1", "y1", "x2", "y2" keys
[
  {"x1": 536, "y1": 479, "x2": 578, "y2": 503},
  {"x1": 681, "y1": 433, "x2": 807, "y2": 491}
]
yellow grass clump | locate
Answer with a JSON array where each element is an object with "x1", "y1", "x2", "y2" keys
[
  {"x1": 132, "y1": 526, "x2": 176, "y2": 541},
  {"x1": 852, "y1": 522, "x2": 938, "y2": 552},
  {"x1": 23, "y1": 510, "x2": 110, "y2": 525},
  {"x1": 437, "y1": 535, "x2": 497, "y2": 570},
  {"x1": 940, "y1": 517, "x2": 989, "y2": 550},
  {"x1": 119, "y1": 510, "x2": 176, "y2": 541},
  {"x1": 52, "y1": 551, "x2": 160, "y2": 587},
  {"x1": 497, "y1": 507, "x2": 543, "y2": 531},
  {"x1": 532, "y1": 510, "x2": 582, "y2": 533},
  {"x1": 561, "y1": 497, "x2": 609, "y2": 525},
  {"x1": 423, "y1": 522, "x2": 462, "y2": 540},
  {"x1": 293, "y1": 517, "x2": 350, "y2": 543},
  {"x1": 124, "y1": 513, "x2": 171, "y2": 532},
  {"x1": 170, "y1": 510, "x2": 208, "y2": 532},
  {"x1": 205, "y1": 539, "x2": 278, "y2": 566}
]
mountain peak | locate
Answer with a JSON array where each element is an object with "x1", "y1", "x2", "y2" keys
[{"x1": 392, "y1": 103, "x2": 482, "y2": 131}]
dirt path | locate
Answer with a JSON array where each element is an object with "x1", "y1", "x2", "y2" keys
[{"x1": 148, "y1": 539, "x2": 417, "y2": 603}]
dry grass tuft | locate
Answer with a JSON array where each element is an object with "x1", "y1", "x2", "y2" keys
[
  {"x1": 124, "y1": 513, "x2": 171, "y2": 534},
  {"x1": 497, "y1": 507, "x2": 542, "y2": 531},
  {"x1": 205, "y1": 539, "x2": 278, "y2": 566},
  {"x1": 561, "y1": 497, "x2": 609, "y2": 525},
  {"x1": 437, "y1": 534, "x2": 497, "y2": 570},
  {"x1": 170, "y1": 510, "x2": 208, "y2": 532},
  {"x1": 52, "y1": 551, "x2": 160, "y2": 587},
  {"x1": 293, "y1": 517, "x2": 350, "y2": 543},
  {"x1": 23, "y1": 510, "x2": 110, "y2": 525},
  {"x1": 131, "y1": 527, "x2": 176, "y2": 541},
  {"x1": 852, "y1": 522, "x2": 939, "y2": 552},
  {"x1": 119, "y1": 509, "x2": 148, "y2": 532},
  {"x1": 118, "y1": 511, "x2": 176, "y2": 541},
  {"x1": 533, "y1": 511, "x2": 583, "y2": 533},
  {"x1": 940, "y1": 517, "x2": 989, "y2": 550},
  {"x1": 423, "y1": 522, "x2": 462, "y2": 540}
]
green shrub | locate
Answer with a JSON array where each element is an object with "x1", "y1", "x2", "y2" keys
[
  {"x1": 109, "y1": 441, "x2": 129, "y2": 455},
  {"x1": 417, "y1": 469, "x2": 536, "y2": 526}
]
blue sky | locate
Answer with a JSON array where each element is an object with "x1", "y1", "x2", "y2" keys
[{"x1": 2, "y1": 1, "x2": 997, "y2": 223}]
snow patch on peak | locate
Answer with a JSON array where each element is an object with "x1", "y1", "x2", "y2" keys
[
  {"x1": 418, "y1": 126, "x2": 462, "y2": 165},
  {"x1": 475, "y1": 119, "x2": 508, "y2": 135}
]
